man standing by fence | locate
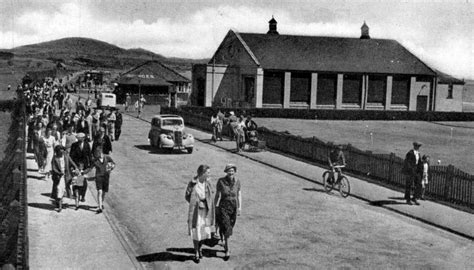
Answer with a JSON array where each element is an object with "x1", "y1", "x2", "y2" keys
[{"x1": 403, "y1": 142, "x2": 423, "y2": 205}]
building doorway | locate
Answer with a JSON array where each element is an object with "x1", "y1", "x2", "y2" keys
[
  {"x1": 263, "y1": 71, "x2": 284, "y2": 106},
  {"x1": 416, "y1": 95, "x2": 428, "y2": 111},
  {"x1": 196, "y1": 78, "x2": 205, "y2": 106}
]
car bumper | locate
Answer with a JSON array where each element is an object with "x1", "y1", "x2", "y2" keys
[{"x1": 160, "y1": 137, "x2": 194, "y2": 149}]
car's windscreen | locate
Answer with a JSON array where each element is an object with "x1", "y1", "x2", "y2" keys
[{"x1": 162, "y1": 119, "x2": 183, "y2": 126}]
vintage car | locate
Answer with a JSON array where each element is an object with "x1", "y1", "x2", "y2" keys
[
  {"x1": 97, "y1": 92, "x2": 116, "y2": 109},
  {"x1": 148, "y1": 114, "x2": 194, "y2": 153}
]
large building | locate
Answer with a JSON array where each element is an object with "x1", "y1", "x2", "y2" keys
[
  {"x1": 192, "y1": 18, "x2": 464, "y2": 111},
  {"x1": 115, "y1": 61, "x2": 190, "y2": 107}
]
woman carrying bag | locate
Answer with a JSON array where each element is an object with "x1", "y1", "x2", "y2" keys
[{"x1": 186, "y1": 165, "x2": 216, "y2": 263}]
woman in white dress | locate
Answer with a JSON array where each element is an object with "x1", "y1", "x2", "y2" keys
[
  {"x1": 187, "y1": 165, "x2": 216, "y2": 263},
  {"x1": 42, "y1": 127, "x2": 57, "y2": 180}
]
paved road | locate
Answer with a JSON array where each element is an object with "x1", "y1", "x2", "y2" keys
[{"x1": 101, "y1": 114, "x2": 473, "y2": 269}]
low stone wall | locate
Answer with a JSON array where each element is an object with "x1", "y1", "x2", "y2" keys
[
  {"x1": 177, "y1": 105, "x2": 474, "y2": 121},
  {"x1": 0, "y1": 97, "x2": 27, "y2": 268}
]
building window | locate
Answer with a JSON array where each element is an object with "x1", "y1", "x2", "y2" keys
[
  {"x1": 447, "y1": 84, "x2": 453, "y2": 99},
  {"x1": 367, "y1": 75, "x2": 386, "y2": 104},
  {"x1": 391, "y1": 76, "x2": 410, "y2": 105},
  {"x1": 243, "y1": 76, "x2": 255, "y2": 102},
  {"x1": 316, "y1": 74, "x2": 337, "y2": 105},
  {"x1": 263, "y1": 71, "x2": 284, "y2": 104},
  {"x1": 290, "y1": 72, "x2": 311, "y2": 103},
  {"x1": 342, "y1": 74, "x2": 362, "y2": 104}
]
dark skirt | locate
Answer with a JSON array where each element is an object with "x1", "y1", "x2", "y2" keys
[{"x1": 216, "y1": 199, "x2": 237, "y2": 238}]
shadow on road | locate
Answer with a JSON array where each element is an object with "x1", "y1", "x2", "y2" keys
[
  {"x1": 369, "y1": 200, "x2": 407, "y2": 207},
  {"x1": 388, "y1": 197, "x2": 406, "y2": 200},
  {"x1": 40, "y1": 192, "x2": 52, "y2": 198},
  {"x1": 136, "y1": 251, "x2": 193, "y2": 262},
  {"x1": 134, "y1": 145, "x2": 152, "y2": 151},
  {"x1": 134, "y1": 144, "x2": 190, "y2": 155},
  {"x1": 137, "y1": 246, "x2": 222, "y2": 262},
  {"x1": 302, "y1": 187, "x2": 327, "y2": 193},
  {"x1": 27, "y1": 168, "x2": 38, "y2": 172},
  {"x1": 28, "y1": 202, "x2": 56, "y2": 211},
  {"x1": 28, "y1": 174, "x2": 45, "y2": 180}
]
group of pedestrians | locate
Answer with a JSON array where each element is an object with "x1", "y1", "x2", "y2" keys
[
  {"x1": 23, "y1": 82, "x2": 118, "y2": 213},
  {"x1": 210, "y1": 110, "x2": 258, "y2": 152},
  {"x1": 185, "y1": 164, "x2": 242, "y2": 263},
  {"x1": 124, "y1": 92, "x2": 146, "y2": 118},
  {"x1": 403, "y1": 141, "x2": 430, "y2": 205}
]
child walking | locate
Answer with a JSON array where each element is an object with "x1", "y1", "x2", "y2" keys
[
  {"x1": 72, "y1": 163, "x2": 86, "y2": 210},
  {"x1": 420, "y1": 155, "x2": 430, "y2": 200}
]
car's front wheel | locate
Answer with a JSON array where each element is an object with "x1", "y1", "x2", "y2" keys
[{"x1": 186, "y1": 147, "x2": 193, "y2": 154}]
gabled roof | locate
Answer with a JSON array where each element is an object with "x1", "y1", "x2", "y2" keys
[
  {"x1": 117, "y1": 60, "x2": 190, "y2": 86},
  {"x1": 236, "y1": 33, "x2": 436, "y2": 76},
  {"x1": 434, "y1": 69, "x2": 464, "y2": 85}
]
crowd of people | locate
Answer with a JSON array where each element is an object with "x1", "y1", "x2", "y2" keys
[
  {"x1": 124, "y1": 92, "x2": 146, "y2": 118},
  {"x1": 23, "y1": 82, "x2": 120, "y2": 213},
  {"x1": 210, "y1": 110, "x2": 258, "y2": 152}
]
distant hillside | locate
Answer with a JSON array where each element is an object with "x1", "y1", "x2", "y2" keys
[{"x1": 4, "y1": 37, "x2": 208, "y2": 71}]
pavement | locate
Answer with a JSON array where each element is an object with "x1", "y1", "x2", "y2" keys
[
  {"x1": 26, "y1": 114, "x2": 473, "y2": 269},
  {"x1": 26, "y1": 153, "x2": 141, "y2": 270}
]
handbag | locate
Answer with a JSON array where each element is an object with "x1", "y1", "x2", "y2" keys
[{"x1": 198, "y1": 200, "x2": 207, "y2": 209}]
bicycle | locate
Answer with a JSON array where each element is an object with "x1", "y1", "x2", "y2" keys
[{"x1": 322, "y1": 165, "x2": 351, "y2": 197}]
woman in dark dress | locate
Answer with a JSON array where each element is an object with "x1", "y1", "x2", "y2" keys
[{"x1": 215, "y1": 164, "x2": 242, "y2": 260}]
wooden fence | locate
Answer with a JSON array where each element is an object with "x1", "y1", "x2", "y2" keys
[{"x1": 167, "y1": 109, "x2": 474, "y2": 210}]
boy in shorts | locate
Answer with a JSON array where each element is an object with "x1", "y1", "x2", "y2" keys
[{"x1": 84, "y1": 145, "x2": 115, "y2": 213}]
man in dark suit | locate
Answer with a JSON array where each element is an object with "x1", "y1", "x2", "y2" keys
[
  {"x1": 114, "y1": 111, "x2": 123, "y2": 141},
  {"x1": 403, "y1": 141, "x2": 422, "y2": 205},
  {"x1": 75, "y1": 115, "x2": 89, "y2": 136},
  {"x1": 70, "y1": 133, "x2": 92, "y2": 201}
]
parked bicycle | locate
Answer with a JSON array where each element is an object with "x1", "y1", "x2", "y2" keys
[{"x1": 322, "y1": 165, "x2": 351, "y2": 197}]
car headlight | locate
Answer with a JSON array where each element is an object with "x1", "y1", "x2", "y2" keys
[{"x1": 166, "y1": 135, "x2": 172, "y2": 139}]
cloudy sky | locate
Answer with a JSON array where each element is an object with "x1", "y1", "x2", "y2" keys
[{"x1": 0, "y1": 0, "x2": 472, "y2": 79}]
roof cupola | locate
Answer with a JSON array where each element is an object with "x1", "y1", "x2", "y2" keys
[
  {"x1": 360, "y1": 21, "x2": 370, "y2": 39},
  {"x1": 267, "y1": 16, "x2": 279, "y2": 35}
]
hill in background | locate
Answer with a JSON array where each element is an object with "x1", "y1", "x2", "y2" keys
[
  {"x1": 0, "y1": 37, "x2": 208, "y2": 94},
  {"x1": 6, "y1": 37, "x2": 207, "y2": 71}
]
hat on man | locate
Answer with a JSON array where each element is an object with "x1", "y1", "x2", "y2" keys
[
  {"x1": 224, "y1": 163, "x2": 237, "y2": 173},
  {"x1": 229, "y1": 111, "x2": 235, "y2": 116},
  {"x1": 76, "y1": 132, "x2": 85, "y2": 139},
  {"x1": 413, "y1": 141, "x2": 422, "y2": 147}
]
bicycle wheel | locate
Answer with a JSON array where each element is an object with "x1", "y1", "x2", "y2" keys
[
  {"x1": 322, "y1": 171, "x2": 334, "y2": 192},
  {"x1": 338, "y1": 176, "x2": 350, "y2": 198}
]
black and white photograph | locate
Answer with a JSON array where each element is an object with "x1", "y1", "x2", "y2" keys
[{"x1": 0, "y1": 0, "x2": 473, "y2": 269}]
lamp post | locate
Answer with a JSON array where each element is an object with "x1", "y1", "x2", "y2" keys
[{"x1": 138, "y1": 77, "x2": 141, "y2": 102}]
